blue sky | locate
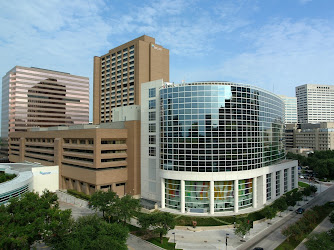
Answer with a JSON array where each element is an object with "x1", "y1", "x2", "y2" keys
[{"x1": 1, "y1": 0, "x2": 334, "y2": 121}]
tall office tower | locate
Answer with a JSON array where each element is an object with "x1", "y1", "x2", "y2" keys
[
  {"x1": 93, "y1": 35, "x2": 169, "y2": 124},
  {"x1": 278, "y1": 95, "x2": 297, "y2": 123},
  {"x1": 141, "y1": 80, "x2": 297, "y2": 214},
  {"x1": 1, "y1": 66, "x2": 89, "y2": 138},
  {"x1": 296, "y1": 84, "x2": 334, "y2": 124}
]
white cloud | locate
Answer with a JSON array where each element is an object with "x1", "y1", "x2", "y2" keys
[
  {"x1": 219, "y1": 19, "x2": 334, "y2": 96},
  {"x1": 110, "y1": 0, "x2": 253, "y2": 56},
  {"x1": 0, "y1": 0, "x2": 112, "y2": 121}
]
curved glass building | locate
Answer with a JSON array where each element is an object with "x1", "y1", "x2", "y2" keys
[{"x1": 141, "y1": 80, "x2": 298, "y2": 215}]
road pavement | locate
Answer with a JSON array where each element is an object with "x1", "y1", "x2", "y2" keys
[{"x1": 240, "y1": 182, "x2": 334, "y2": 250}]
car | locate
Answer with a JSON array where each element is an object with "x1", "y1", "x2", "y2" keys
[
  {"x1": 296, "y1": 208, "x2": 305, "y2": 214},
  {"x1": 253, "y1": 248, "x2": 264, "y2": 250}
]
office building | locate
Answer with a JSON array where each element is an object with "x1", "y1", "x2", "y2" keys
[
  {"x1": 286, "y1": 122, "x2": 334, "y2": 151},
  {"x1": 1, "y1": 66, "x2": 89, "y2": 160},
  {"x1": 296, "y1": 84, "x2": 334, "y2": 123},
  {"x1": 141, "y1": 80, "x2": 297, "y2": 214},
  {"x1": 93, "y1": 35, "x2": 169, "y2": 124},
  {"x1": 1, "y1": 66, "x2": 89, "y2": 138},
  {"x1": 279, "y1": 95, "x2": 297, "y2": 123},
  {"x1": 8, "y1": 119, "x2": 141, "y2": 197}
]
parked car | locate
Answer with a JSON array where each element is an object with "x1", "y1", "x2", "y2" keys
[
  {"x1": 253, "y1": 248, "x2": 264, "y2": 250},
  {"x1": 296, "y1": 208, "x2": 305, "y2": 214}
]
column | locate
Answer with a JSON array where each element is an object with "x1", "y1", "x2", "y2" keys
[
  {"x1": 271, "y1": 172, "x2": 276, "y2": 200},
  {"x1": 234, "y1": 179, "x2": 239, "y2": 213},
  {"x1": 161, "y1": 178, "x2": 165, "y2": 208},
  {"x1": 210, "y1": 180, "x2": 214, "y2": 214},
  {"x1": 262, "y1": 174, "x2": 267, "y2": 206},
  {"x1": 287, "y1": 168, "x2": 292, "y2": 191},
  {"x1": 253, "y1": 177, "x2": 257, "y2": 209},
  {"x1": 280, "y1": 170, "x2": 284, "y2": 196},
  {"x1": 181, "y1": 180, "x2": 185, "y2": 213},
  {"x1": 295, "y1": 167, "x2": 299, "y2": 190}
]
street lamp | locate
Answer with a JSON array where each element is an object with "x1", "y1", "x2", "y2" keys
[
  {"x1": 226, "y1": 233, "x2": 229, "y2": 249},
  {"x1": 172, "y1": 232, "x2": 175, "y2": 249}
]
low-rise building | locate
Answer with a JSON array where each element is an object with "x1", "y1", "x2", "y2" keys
[
  {"x1": 8, "y1": 120, "x2": 140, "y2": 197},
  {"x1": 285, "y1": 122, "x2": 334, "y2": 151}
]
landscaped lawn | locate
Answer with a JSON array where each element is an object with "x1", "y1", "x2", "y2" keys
[
  {"x1": 298, "y1": 182, "x2": 309, "y2": 188},
  {"x1": 0, "y1": 172, "x2": 16, "y2": 183},
  {"x1": 148, "y1": 237, "x2": 181, "y2": 250}
]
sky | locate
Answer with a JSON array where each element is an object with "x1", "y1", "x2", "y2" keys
[{"x1": 1, "y1": 0, "x2": 334, "y2": 122}]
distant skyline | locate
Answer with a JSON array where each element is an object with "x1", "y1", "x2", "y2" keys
[{"x1": 1, "y1": 0, "x2": 334, "y2": 121}]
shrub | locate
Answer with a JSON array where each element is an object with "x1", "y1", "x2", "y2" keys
[{"x1": 67, "y1": 189, "x2": 90, "y2": 200}]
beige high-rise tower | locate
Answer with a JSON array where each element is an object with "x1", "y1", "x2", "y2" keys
[{"x1": 93, "y1": 35, "x2": 169, "y2": 124}]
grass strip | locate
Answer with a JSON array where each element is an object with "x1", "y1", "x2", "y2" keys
[{"x1": 148, "y1": 237, "x2": 181, "y2": 250}]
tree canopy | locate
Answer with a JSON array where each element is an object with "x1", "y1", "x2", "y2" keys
[
  {"x1": 287, "y1": 151, "x2": 334, "y2": 179},
  {"x1": 138, "y1": 211, "x2": 175, "y2": 244},
  {"x1": 48, "y1": 214, "x2": 129, "y2": 250},
  {"x1": 0, "y1": 190, "x2": 72, "y2": 249},
  {"x1": 234, "y1": 219, "x2": 251, "y2": 240}
]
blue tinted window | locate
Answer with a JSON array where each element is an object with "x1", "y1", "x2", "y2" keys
[{"x1": 149, "y1": 88, "x2": 156, "y2": 98}]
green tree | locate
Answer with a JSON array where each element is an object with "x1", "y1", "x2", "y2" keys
[
  {"x1": 273, "y1": 197, "x2": 288, "y2": 216},
  {"x1": 48, "y1": 214, "x2": 129, "y2": 250},
  {"x1": 0, "y1": 190, "x2": 71, "y2": 249},
  {"x1": 262, "y1": 206, "x2": 277, "y2": 224},
  {"x1": 285, "y1": 192, "x2": 297, "y2": 209},
  {"x1": 302, "y1": 186, "x2": 312, "y2": 200},
  {"x1": 138, "y1": 211, "x2": 175, "y2": 244},
  {"x1": 234, "y1": 219, "x2": 251, "y2": 241},
  {"x1": 113, "y1": 194, "x2": 141, "y2": 225},
  {"x1": 89, "y1": 190, "x2": 118, "y2": 218},
  {"x1": 309, "y1": 185, "x2": 317, "y2": 196},
  {"x1": 305, "y1": 232, "x2": 334, "y2": 250}
]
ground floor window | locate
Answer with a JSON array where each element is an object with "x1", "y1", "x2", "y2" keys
[
  {"x1": 185, "y1": 181, "x2": 210, "y2": 211},
  {"x1": 165, "y1": 179, "x2": 180, "y2": 210},
  {"x1": 291, "y1": 167, "x2": 295, "y2": 189},
  {"x1": 238, "y1": 178, "x2": 253, "y2": 209},
  {"x1": 214, "y1": 181, "x2": 234, "y2": 212},
  {"x1": 266, "y1": 173, "x2": 272, "y2": 200}
]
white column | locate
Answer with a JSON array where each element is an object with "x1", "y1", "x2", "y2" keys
[
  {"x1": 287, "y1": 167, "x2": 292, "y2": 191},
  {"x1": 253, "y1": 176, "x2": 257, "y2": 209},
  {"x1": 210, "y1": 180, "x2": 214, "y2": 214},
  {"x1": 272, "y1": 172, "x2": 276, "y2": 200},
  {"x1": 262, "y1": 174, "x2": 267, "y2": 206},
  {"x1": 234, "y1": 179, "x2": 239, "y2": 213},
  {"x1": 181, "y1": 180, "x2": 185, "y2": 213},
  {"x1": 161, "y1": 178, "x2": 165, "y2": 208},
  {"x1": 295, "y1": 166, "x2": 299, "y2": 189},
  {"x1": 280, "y1": 170, "x2": 284, "y2": 196}
]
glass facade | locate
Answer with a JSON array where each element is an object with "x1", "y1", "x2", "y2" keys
[
  {"x1": 160, "y1": 82, "x2": 285, "y2": 173},
  {"x1": 165, "y1": 179, "x2": 180, "y2": 210},
  {"x1": 284, "y1": 169, "x2": 288, "y2": 192},
  {"x1": 291, "y1": 167, "x2": 295, "y2": 189},
  {"x1": 266, "y1": 173, "x2": 272, "y2": 200},
  {"x1": 276, "y1": 171, "x2": 280, "y2": 196},
  {"x1": 158, "y1": 82, "x2": 292, "y2": 214},
  {"x1": 2, "y1": 66, "x2": 89, "y2": 138},
  {"x1": 214, "y1": 181, "x2": 234, "y2": 212},
  {"x1": 238, "y1": 179, "x2": 253, "y2": 209},
  {"x1": 185, "y1": 181, "x2": 210, "y2": 210}
]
